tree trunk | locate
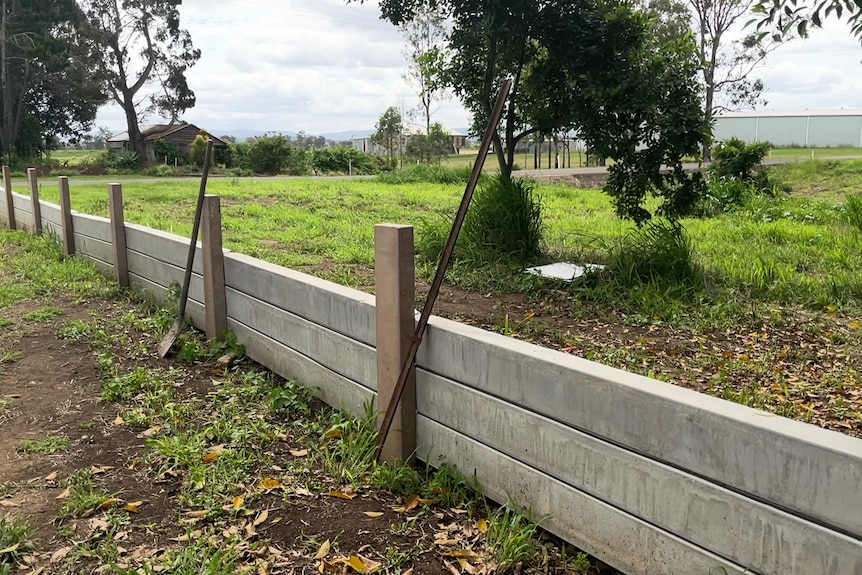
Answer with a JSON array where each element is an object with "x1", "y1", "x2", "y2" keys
[{"x1": 121, "y1": 91, "x2": 144, "y2": 160}]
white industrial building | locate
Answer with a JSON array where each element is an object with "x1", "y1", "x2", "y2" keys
[{"x1": 713, "y1": 110, "x2": 862, "y2": 147}]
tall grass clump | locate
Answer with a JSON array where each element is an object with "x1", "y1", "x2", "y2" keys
[
  {"x1": 461, "y1": 175, "x2": 544, "y2": 265},
  {"x1": 842, "y1": 195, "x2": 862, "y2": 233},
  {"x1": 377, "y1": 164, "x2": 481, "y2": 185},
  {"x1": 605, "y1": 219, "x2": 702, "y2": 289},
  {"x1": 416, "y1": 175, "x2": 544, "y2": 268}
]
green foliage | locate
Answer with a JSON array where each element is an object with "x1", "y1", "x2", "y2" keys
[
  {"x1": 371, "y1": 106, "x2": 404, "y2": 160},
  {"x1": 22, "y1": 306, "x2": 61, "y2": 321},
  {"x1": 405, "y1": 123, "x2": 452, "y2": 164},
  {"x1": 317, "y1": 402, "x2": 379, "y2": 484},
  {"x1": 190, "y1": 133, "x2": 208, "y2": 166},
  {"x1": 694, "y1": 176, "x2": 761, "y2": 217},
  {"x1": 711, "y1": 137, "x2": 771, "y2": 183},
  {"x1": 268, "y1": 380, "x2": 316, "y2": 416},
  {"x1": 310, "y1": 146, "x2": 376, "y2": 174},
  {"x1": 107, "y1": 149, "x2": 140, "y2": 171},
  {"x1": 605, "y1": 220, "x2": 702, "y2": 289},
  {"x1": 377, "y1": 164, "x2": 478, "y2": 185},
  {"x1": 240, "y1": 133, "x2": 307, "y2": 175},
  {"x1": 0, "y1": 516, "x2": 33, "y2": 567},
  {"x1": 143, "y1": 164, "x2": 177, "y2": 177},
  {"x1": 486, "y1": 506, "x2": 544, "y2": 572},
  {"x1": 153, "y1": 138, "x2": 184, "y2": 165},
  {"x1": 461, "y1": 176, "x2": 544, "y2": 265},
  {"x1": 60, "y1": 469, "x2": 113, "y2": 518},
  {"x1": 17, "y1": 435, "x2": 69, "y2": 454},
  {"x1": 843, "y1": 195, "x2": 862, "y2": 234}
]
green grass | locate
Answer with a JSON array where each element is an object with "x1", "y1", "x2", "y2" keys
[
  {"x1": 17, "y1": 435, "x2": 69, "y2": 454},
  {"x1": 22, "y1": 306, "x2": 62, "y2": 321},
  {"x1": 0, "y1": 516, "x2": 33, "y2": 567},
  {"x1": 59, "y1": 469, "x2": 114, "y2": 519},
  {"x1": 31, "y1": 163, "x2": 862, "y2": 318},
  {"x1": 486, "y1": 505, "x2": 545, "y2": 572},
  {"x1": 47, "y1": 149, "x2": 103, "y2": 166}
]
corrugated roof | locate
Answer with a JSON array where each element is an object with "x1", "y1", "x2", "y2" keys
[{"x1": 718, "y1": 109, "x2": 862, "y2": 118}]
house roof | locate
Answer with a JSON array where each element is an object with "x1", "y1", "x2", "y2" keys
[{"x1": 108, "y1": 124, "x2": 227, "y2": 147}]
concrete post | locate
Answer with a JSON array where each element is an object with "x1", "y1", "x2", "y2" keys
[
  {"x1": 27, "y1": 168, "x2": 42, "y2": 235},
  {"x1": 58, "y1": 176, "x2": 75, "y2": 256},
  {"x1": 201, "y1": 194, "x2": 227, "y2": 340},
  {"x1": 108, "y1": 183, "x2": 129, "y2": 288},
  {"x1": 374, "y1": 223, "x2": 416, "y2": 463},
  {"x1": 3, "y1": 165, "x2": 15, "y2": 230}
]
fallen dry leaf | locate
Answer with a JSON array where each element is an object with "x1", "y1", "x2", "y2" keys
[
  {"x1": 55, "y1": 486, "x2": 72, "y2": 500},
  {"x1": 123, "y1": 501, "x2": 143, "y2": 513},
  {"x1": 477, "y1": 519, "x2": 488, "y2": 533},
  {"x1": 97, "y1": 498, "x2": 123, "y2": 510},
  {"x1": 323, "y1": 428, "x2": 342, "y2": 440},
  {"x1": 443, "y1": 559, "x2": 461, "y2": 575},
  {"x1": 0, "y1": 500, "x2": 19, "y2": 507},
  {"x1": 253, "y1": 509, "x2": 269, "y2": 527},
  {"x1": 90, "y1": 465, "x2": 113, "y2": 475},
  {"x1": 258, "y1": 477, "x2": 283, "y2": 491},
  {"x1": 289, "y1": 449, "x2": 308, "y2": 457},
  {"x1": 141, "y1": 426, "x2": 162, "y2": 438},
  {"x1": 0, "y1": 543, "x2": 19, "y2": 554},
  {"x1": 404, "y1": 494, "x2": 421, "y2": 511},
  {"x1": 444, "y1": 550, "x2": 481, "y2": 561},
  {"x1": 203, "y1": 452, "x2": 219, "y2": 464},
  {"x1": 327, "y1": 490, "x2": 355, "y2": 501},
  {"x1": 44, "y1": 471, "x2": 58, "y2": 482},
  {"x1": 50, "y1": 546, "x2": 72, "y2": 563},
  {"x1": 362, "y1": 511, "x2": 384, "y2": 518},
  {"x1": 312, "y1": 539, "x2": 331, "y2": 560},
  {"x1": 184, "y1": 510, "x2": 209, "y2": 519},
  {"x1": 113, "y1": 415, "x2": 124, "y2": 426}
]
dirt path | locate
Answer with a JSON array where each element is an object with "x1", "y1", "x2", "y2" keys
[{"x1": 0, "y1": 234, "x2": 607, "y2": 575}]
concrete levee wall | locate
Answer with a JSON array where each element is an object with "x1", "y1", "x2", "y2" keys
[{"x1": 2, "y1": 184, "x2": 861, "y2": 575}]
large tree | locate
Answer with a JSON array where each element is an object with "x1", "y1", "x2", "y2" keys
[
  {"x1": 79, "y1": 0, "x2": 200, "y2": 161},
  {"x1": 355, "y1": 0, "x2": 708, "y2": 223},
  {"x1": 399, "y1": 4, "x2": 449, "y2": 134},
  {"x1": 371, "y1": 106, "x2": 404, "y2": 164},
  {"x1": 0, "y1": 0, "x2": 104, "y2": 156}
]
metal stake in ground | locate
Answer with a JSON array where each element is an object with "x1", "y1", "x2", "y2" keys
[
  {"x1": 374, "y1": 79, "x2": 512, "y2": 460},
  {"x1": 158, "y1": 139, "x2": 215, "y2": 358}
]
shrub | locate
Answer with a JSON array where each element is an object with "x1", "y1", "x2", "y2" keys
[
  {"x1": 143, "y1": 164, "x2": 177, "y2": 177},
  {"x1": 417, "y1": 176, "x2": 544, "y2": 266},
  {"x1": 153, "y1": 138, "x2": 184, "y2": 165},
  {"x1": 190, "y1": 133, "x2": 208, "y2": 166},
  {"x1": 606, "y1": 219, "x2": 702, "y2": 289},
  {"x1": 377, "y1": 164, "x2": 481, "y2": 185},
  {"x1": 106, "y1": 148, "x2": 139, "y2": 171},
  {"x1": 310, "y1": 146, "x2": 375, "y2": 174},
  {"x1": 462, "y1": 176, "x2": 544, "y2": 265},
  {"x1": 711, "y1": 137, "x2": 771, "y2": 183},
  {"x1": 243, "y1": 133, "x2": 291, "y2": 175},
  {"x1": 693, "y1": 176, "x2": 759, "y2": 217}
]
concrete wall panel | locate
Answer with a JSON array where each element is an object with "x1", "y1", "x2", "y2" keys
[
  {"x1": 417, "y1": 417, "x2": 748, "y2": 575},
  {"x1": 125, "y1": 223, "x2": 204, "y2": 275},
  {"x1": 418, "y1": 371, "x2": 862, "y2": 574},
  {"x1": 417, "y1": 315, "x2": 862, "y2": 537},
  {"x1": 224, "y1": 253, "x2": 377, "y2": 346},
  {"x1": 74, "y1": 234, "x2": 114, "y2": 266},
  {"x1": 225, "y1": 288, "x2": 377, "y2": 391},
  {"x1": 71, "y1": 213, "x2": 112, "y2": 243},
  {"x1": 126, "y1": 249, "x2": 204, "y2": 304},
  {"x1": 229, "y1": 318, "x2": 374, "y2": 417}
]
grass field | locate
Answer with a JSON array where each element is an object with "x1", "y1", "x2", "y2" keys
[
  {"x1": 47, "y1": 149, "x2": 103, "y2": 165},
  {"x1": 33, "y1": 159, "x2": 862, "y2": 314}
]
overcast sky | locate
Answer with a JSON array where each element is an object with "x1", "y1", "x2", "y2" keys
[{"x1": 94, "y1": 0, "x2": 862, "y2": 137}]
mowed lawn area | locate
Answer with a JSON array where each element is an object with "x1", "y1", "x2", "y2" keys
[{"x1": 35, "y1": 160, "x2": 862, "y2": 435}]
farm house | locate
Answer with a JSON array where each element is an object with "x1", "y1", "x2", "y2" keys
[{"x1": 713, "y1": 109, "x2": 862, "y2": 147}]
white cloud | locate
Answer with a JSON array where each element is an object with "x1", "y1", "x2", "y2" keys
[{"x1": 95, "y1": 1, "x2": 862, "y2": 136}]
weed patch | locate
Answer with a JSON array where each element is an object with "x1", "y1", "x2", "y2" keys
[{"x1": 17, "y1": 435, "x2": 69, "y2": 454}]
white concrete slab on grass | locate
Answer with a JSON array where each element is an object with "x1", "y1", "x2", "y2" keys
[{"x1": 525, "y1": 261, "x2": 604, "y2": 281}]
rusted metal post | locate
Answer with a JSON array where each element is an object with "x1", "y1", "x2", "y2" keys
[
  {"x1": 27, "y1": 168, "x2": 42, "y2": 235},
  {"x1": 108, "y1": 183, "x2": 129, "y2": 288},
  {"x1": 201, "y1": 194, "x2": 227, "y2": 340},
  {"x1": 58, "y1": 176, "x2": 75, "y2": 256},
  {"x1": 3, "y1": 165, "x2": 15, "y2": 230},
  {"x1": 374, "y1": 223, "x2": 417, "y2": 463}
]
